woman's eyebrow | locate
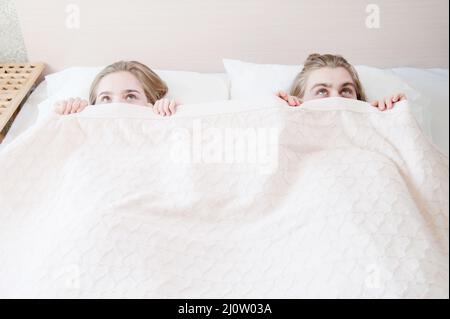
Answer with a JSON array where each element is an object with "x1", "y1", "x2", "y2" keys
[
  {"x1": 122, "y1": 89, "x2": 141, "y2": 94},
  {"x1": 98, "y1": 91, "x2": 112, "y2": 96},
  {"x1": 310, "y1": 83, "x2": 331, "y2": 91}
]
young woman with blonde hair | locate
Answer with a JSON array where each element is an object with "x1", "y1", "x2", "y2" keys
[
  {"x1": 277, "y1": 53, "x2": 406, "y2": 110},
  {"x1": 55, "y1": 61, "x2": 178, "y2": 116}
]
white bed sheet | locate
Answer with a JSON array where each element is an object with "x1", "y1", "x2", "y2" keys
[
  {"x1": 391, "y1": 68, "x2": 449, "y2": 155},
  {"x1": 1, "y1": 68, "x2": 449, "y2": 155}
]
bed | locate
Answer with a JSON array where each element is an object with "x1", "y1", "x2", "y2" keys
[{"x1": 6, "y1": 0, "x2": 450, "y2": 154}]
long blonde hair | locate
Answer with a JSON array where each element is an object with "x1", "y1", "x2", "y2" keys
[
  {"x1": 290, "y1": 53, "x2": 367, "y2": 101},
  {"x1": 89, "y1": 61, "x2": 168, "y2": 105}
]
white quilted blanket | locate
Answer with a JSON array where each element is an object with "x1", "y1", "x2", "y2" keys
[{"x1": 0, "y1": 97, "x2": 448, "y2": 298}]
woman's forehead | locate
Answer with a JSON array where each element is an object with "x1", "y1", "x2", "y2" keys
[
  {"x1": 307, "y1": 67, "x2": 355, "y2": 86},
  {"x1": 96, "y1": 71, "x2": 144, "y2": 93}
]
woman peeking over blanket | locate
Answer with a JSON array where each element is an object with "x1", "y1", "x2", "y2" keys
[
  {"x1": 54, "y1": 61, "x2": 178, "y2": 116},
  {"x1": 277, "y1": 53, "x2": 406, "y2": 110}
]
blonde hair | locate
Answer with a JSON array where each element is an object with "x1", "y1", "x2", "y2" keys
[
  {"x1": 89, "y1": 61, "x2": 168, "y2": 105},
  {"x1": 290, "y1": 53, "x2": 367, "y2": 101}
]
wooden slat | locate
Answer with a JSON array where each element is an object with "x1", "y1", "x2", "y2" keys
[{"x1": 0, "y1": 63, "x2": 45, "y2": 133}]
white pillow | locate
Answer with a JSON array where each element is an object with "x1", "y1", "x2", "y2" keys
[
  {"x1": 223, "y1": 59, "x2": 301, "y2": 99},
  {"x1": 40, "y1": 66, "x2": 230, "y2": 118},
  {"x1": 45, "y1": 66, "x2": 103, "y2": 100},
  {"x1": 223, "y1": 58, "x2": 430, "y2": 137}
]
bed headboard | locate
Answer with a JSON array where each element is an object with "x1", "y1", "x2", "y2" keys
[{"x1": 15, "y1": 0, "x2": 449, "y2": 74}]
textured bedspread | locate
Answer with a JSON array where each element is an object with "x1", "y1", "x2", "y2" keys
[{"x1": 0, "y1": 98, "x2": 448, "y2": 298}]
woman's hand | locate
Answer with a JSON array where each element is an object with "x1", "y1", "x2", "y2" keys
[
  {"x1": 54, "y1": 98, "x2": 89, "y2": 115},
  {"x1": 152, "y1": 98, "x2": 178, "y2": 116},
  {"x1": 277, "y1": 91, "x2": 302, "y2": 107},
  {"x1": 371, "y1": 93, "x2": 407, "y2": 111}
]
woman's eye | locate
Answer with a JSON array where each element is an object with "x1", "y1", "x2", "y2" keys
[
  {"x1": 100, "y1": 96, "x2": 111, "y2": 103},
  {"x1": 317, "y1": 89, "x2": 328, "y2": 96},
  {"x1": 341, "y1": 89, "x2": 353, "y2": 96},
  {"x1": 126, "y1": 94, "x2": 137, "y2": 101}
]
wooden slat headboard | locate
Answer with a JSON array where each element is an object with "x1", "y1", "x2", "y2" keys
[{"x1": 15, "y1": 0, "x2": 449, "y2": 74}]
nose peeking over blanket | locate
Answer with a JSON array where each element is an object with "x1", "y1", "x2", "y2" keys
[{"x1": 0, "y1": 98, "x2": 448, "y2": 298}]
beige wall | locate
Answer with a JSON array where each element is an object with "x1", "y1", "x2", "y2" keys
[{"x1": 14, "y1": 0, "x2": 449, "y2": 73}]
